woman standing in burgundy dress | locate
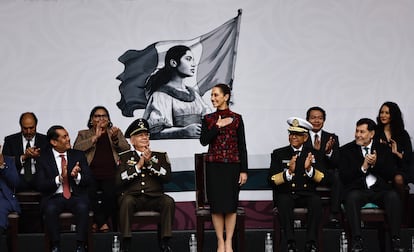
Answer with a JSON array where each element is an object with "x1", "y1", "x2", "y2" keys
[{"x1": 200, "y1": 83, "x2": 248, "y2": 252}]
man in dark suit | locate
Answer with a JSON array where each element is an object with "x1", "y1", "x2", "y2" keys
[
  {"x1": 339, "y1": 118, "x2": 404, "y2": 252},
  {"x1": 36, "y1": 125, "x2": 92, "y2": 252},
  {"x1": 0, "y1": 150, "x2": 21, "y2": 249},
  {"x1": 304, "y1": 106, "x2": 342, "y2": 224},
  {"x1": 2, "y1": 112, "x2": 48, "y2": 191},
  {"x1": 116, "y1": 118, "x2": 175, "y2": 252},
  {"x1": 269, "y1": 117, "x2": 326, "y2": 252}
]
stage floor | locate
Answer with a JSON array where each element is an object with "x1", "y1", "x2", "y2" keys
[{"x1": 2, "y1": 227, "x2": 414, "y2": 251}]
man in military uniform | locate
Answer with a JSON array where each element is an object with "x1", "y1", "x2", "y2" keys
[
  {"x1": 269, "y1": 117, "x2": 326, "y2": 252},
  {"x1": 116, "y1": 118, "x2": 175, "y2": 252}
]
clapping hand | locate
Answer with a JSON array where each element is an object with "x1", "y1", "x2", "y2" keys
[
  {"x1": 325, "y1": 136, "x2": 335, "y2": 154},
  {"x1": 109, "y1": 126, "x2": 120, "y2": 141},
  {"x1": 304, "y1": 152, "x2": 314, "y2": 172},
  {"x1": 71, "y1": 161, "x2": 81, "y2": 177}
]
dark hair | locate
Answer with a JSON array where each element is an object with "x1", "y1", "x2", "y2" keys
[
  {"x1": 145, "y1": 45, "x2": 191, "y2": 98},
  {"x1": 47, "y1": 125, "x2": 65, "y2": 142},
  {"x1": 376, "y1": 101, "x2": 405, "y2": 142},
  {"x1": 214, "y1": 83, "x2": 232, "y2": 105},
  {"x1": 306, "y1": 106, "x2": 326, "y2": 121},
  {"x1": 19, "y1": 112, "x2": 38, "y2": 127},
  {"x1": 87, "y1": 106, "x2": 112, "y2": 129},
  {"x1": 356, "y1": 118, "x2": 376, "y2": 132}
]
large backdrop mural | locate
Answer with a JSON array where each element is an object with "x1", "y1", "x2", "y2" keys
[
  {"x1": 117, "y1": 11, "x2": 242, "y2": 139},
  {"x1": 1, "y1": 0, "x2": 414, "y2": 229}
]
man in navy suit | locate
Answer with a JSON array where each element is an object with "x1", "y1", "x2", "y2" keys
[
  {"x1": 2, "y1": 112, "x2": 48, "y2": 191},
  {"x1": 339, "y1": 118, "x2": 404, "y2": 252},
  {"x1": 304, "y1": 106, "x2": 342, "y2": 224},
  {"x1": 0, "y1": 150, "x2": 21, "y2": 250},
  {"x1": 36, "y1": 125, "x2": 92, "y2": 252}
]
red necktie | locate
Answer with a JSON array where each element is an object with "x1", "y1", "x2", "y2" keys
[
  {"x1": 60, "y1": 154, "x2": 71, "y2": 199},
  {"x1": 24, "y1": 140, "x2": 33, "y2": 181},
  {"x1": 314, "y1": 134, "x2": 320, "y2": 149}
]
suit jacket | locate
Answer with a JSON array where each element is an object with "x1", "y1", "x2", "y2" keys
[
  {"x1": 339, "y1": 139, "x2": 397, "y2": 194},
  {"x1": 269, "y1": 145, "x2": 326, "y2": 201},
  {"x1": 116, "y1": 150, "x2": 171, "y2": 197},
  {"x1": 304, "y1": 130, "x2": 340, "y2": 170},
  {"x1": 35, "y1": 147, "x2": 92, "y2": 208},
  {"x1": 73, "y1": 128, "x2": 130, "y2": 165},
  {"x1": 2, "y1": 132, "x2": 48, "y2": 174},
  {"x1": 0, "y1": 156, "x2": 21, "y2": 214}
]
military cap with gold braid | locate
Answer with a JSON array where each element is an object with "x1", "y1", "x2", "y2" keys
[
  {"x1": 287, "y1": 117, "x2": 313, "y2": 133},
  {"x1": 124, "y1": 118, "x2": 149, "y2": 138}
]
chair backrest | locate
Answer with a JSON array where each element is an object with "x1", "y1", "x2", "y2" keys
[{"x1": 194, "y1": 153, "x2": 209, "y2": 209}]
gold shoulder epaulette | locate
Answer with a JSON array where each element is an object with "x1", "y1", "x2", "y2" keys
[
  {"x1": 313, "y1": 169, "x2": 324, "y2": 183},
  {"x1": 271, "y1": 172, "x2": 285, "y2": 185}
]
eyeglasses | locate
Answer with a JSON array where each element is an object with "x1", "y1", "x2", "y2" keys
[
  {"x1": 289, "y1": 132, "x2": 306, "y2": 137},
  {"x1": 93, "y1": 114, "x2": 108, "y2": 119}
]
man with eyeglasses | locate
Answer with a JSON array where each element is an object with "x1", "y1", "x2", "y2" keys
[
  {"x1": 269, "y1": 117, "x2": 327, "y2": 252},
  {"x1": 74, "y1": 106, "x2": 130, "y2": 233},
  {"x1": 116, "y1": 118, "x2": 175, "y2": 252}
]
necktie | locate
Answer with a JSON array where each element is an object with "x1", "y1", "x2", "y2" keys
[
  {"x1": 60, "y1": 154, "x2": 71, "y2": 199},
  {"x1": 313, "y1": 134, "x2": 320, "y2": 149},
  {"x1": 363, "y1": 147, "x2": 370, "y2": 157},
  {"x1": 293, "y1": 150, "x2": 301, "y2": 156},
  {"x1": 24, "y1": 140, "x2": 32, "y2": 181}
]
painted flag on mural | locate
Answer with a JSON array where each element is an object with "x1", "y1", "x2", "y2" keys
[{"x1": 116, "y1": 10, "x2": 242, "y2": 117}]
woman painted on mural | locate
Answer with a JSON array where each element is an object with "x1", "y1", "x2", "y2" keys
[{"x1": 143, "y1": 45, "x2": 211, "y2": 139}]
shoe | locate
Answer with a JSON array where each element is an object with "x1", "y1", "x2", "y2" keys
[
  {"x1": 327, "y1": 213, "x2": 340, "y2": 227},
  {"x1": 287, "y1": 241, "x2": 297, "y2": 252},
  {"x1": 160, "y1": 244, "x2": 172, "y2": 252},
  {"x1": 351, "y1": 236, "x2": 364, "y2": 252},
  {"x1": 91, "y1": 223, "x2": 98, "y2": 233},
  {"x1": 392, "y1": 237, "x2": 405, "y2": 252},
  {"x1": 75, "y1": 245, "x2": 86, "y2": 252},
  {"x1": 99, "y1": 223, "x2": 110, "y2": 233},
  {"x1": 51, "y1": 246, "x2": 61, "y2": 252},
  {"x1": 305, "y1": 241, "x2": 318, "y2": 252}
]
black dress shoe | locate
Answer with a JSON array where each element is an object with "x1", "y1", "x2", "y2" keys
[
  {"x1": 305, "y1": 241, "x2": 318, "y2": 252},
  {"x1": 75, "y1": 245, "x2": 86, "y2": 252},
  {"x1": 51, "y1": 246, "x2": 61, "y2": 252},
  {"x1": 392, "y1": 237, "x2": 405, "y2": 252},
  {"x1": 351, "y1": 236, "x2": 364, "y2": 252},
  {"x1": 287, "y1": 241, "x2": 297, "y2": 252},
  {"x1": 160, "y1": 244, "x2": 172, "y2": 252}
]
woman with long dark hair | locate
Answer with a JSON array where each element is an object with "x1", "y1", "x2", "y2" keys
[
  {"x1": 376, "y1": 101, "x2": 412, "y2": 197},
  {"x1": 143, "y1": 45, "x2": 210, "y2": 139}
]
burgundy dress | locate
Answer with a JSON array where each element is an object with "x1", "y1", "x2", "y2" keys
[{"x1": 200, "y1": 108, "x2": 248, "y2": 213}]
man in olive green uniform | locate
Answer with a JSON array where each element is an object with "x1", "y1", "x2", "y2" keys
[{"x1": 116, "y1": 118, "x2": 175, "y2": 252}]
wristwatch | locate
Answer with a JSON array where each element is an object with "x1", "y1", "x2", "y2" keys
[{"x1": 0, "y1": 162, "x2": 6, "y2": 169}]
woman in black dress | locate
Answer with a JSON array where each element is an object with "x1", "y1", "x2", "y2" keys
[
  {"x1": 200, "y1": 83, "x2": 248, "y2": 252},
  {"x1": 376, "y1": 101, "x2": 412, "y2": 199}
]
